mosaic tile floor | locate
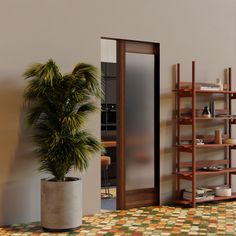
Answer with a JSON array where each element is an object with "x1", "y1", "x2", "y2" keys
[{"x1": 1, "y1": 201, "x2": 236, "y2": 235}]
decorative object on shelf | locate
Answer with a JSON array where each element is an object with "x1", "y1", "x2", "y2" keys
[
  {"x1": 216, "y1": 78, "x2": 223, "y2": 91},
  {"x1": 200, "y1": 166, "x2": 223, "y2": 171},
  {"x1": 222, "y1": 134, "x2": 228, "y2": 144},
  {"x1": 225, "y1": 138, "x2": 236, "y2": 145},
  {"x1": 215, "y1": 186, "x2": 232, "y2": 197},
  {"x1": 202, "y1": 135, "x2": 215, "y2": 144},
  {"x1": 214, "y1": 130, "x2": 222, "y2": 144},
  {"x1": 209, "y1": 101, "x2": 215, "y2": 117},
  {"x1": 196, "y1": 139, "x2": 204, "y2": 145},
  {"x1": 202, "y1": 106, "x2": 211, "y2": 118}
]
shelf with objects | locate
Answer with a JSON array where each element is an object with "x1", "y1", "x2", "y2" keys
[{"x1": 174, "y1": 61, "x2": 236, "y2": 207}]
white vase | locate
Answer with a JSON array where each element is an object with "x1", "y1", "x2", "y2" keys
[
  {"x1": 41, "y1": 177, "x2": 82, "y2": 231},
  {"x1": 216, "y1": 78, "x2": 223, "y2": 91}
]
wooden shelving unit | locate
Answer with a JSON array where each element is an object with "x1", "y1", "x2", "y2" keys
[{"x1": 174, "y1": 61, "x2": 236, "y2": 207}]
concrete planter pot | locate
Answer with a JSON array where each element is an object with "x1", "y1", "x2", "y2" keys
[{"x1": 41, "y1": 177, "x2": 82, "y2": 231}]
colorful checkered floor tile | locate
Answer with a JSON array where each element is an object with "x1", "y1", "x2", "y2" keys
[{"x1": 1, "y1": 201, "x2": 236, "y2": 235}]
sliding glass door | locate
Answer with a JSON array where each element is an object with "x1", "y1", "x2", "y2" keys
[{"x1": 117, "y1": 40, "x2": 159, "y2": 209}]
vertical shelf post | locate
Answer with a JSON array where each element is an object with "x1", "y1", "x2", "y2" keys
[
  {"x1": 229, "y1": 67, "x2": 232, "y2": 188},
  {"x1": 176, "y1": 63, "x2": 181, "y2": 198},
  {"x1": 191, "y1": 61, "x2": 196, "y2": 207}
]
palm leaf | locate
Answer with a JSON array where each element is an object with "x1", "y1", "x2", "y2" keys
[
  {"x1": 72, "y1": 63, "x2": 102, "y2": 98},
  {"x1": 24, "y1": 59, "x2": 104, "y2": 181}
]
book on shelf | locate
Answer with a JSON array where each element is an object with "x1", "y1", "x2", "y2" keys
[
  {"x1": 183, "y1": 187, "x2": 215, "y2": 201},
  {"x1": 179, "y1": 82, "x2": 222, "y2": 91},
  {"x1": 185, "y1": 187, "x2": 214, "y2": 194},
  {"x1": 183, "y1": 193, "x2": 214, "y2": 201},
  {"x1": 200, "y1": 85, "x2": 221, "y2": 91}
]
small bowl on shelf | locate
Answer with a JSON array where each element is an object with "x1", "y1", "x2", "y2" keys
[
  {"x1": 215, "y1": 187, "x2": 232, "y2": 197},
  {"x1": 225, "y1": 138, "x2": 236, "y2": 145}
]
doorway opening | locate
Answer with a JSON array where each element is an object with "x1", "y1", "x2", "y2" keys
[
  {"x1": 100, "y1": 38, "x2": 160, "y2": 211},
  {"x1": 101, "y1": 39, "x2": 117, "y2": 211}
]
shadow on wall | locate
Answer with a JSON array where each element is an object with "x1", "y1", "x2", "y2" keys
[
  {"x1": 0, "y1": 78, "x2": 41, "y2": 226},
  {"x1": 159, "y1": 65, "x2": 177, "y2": 204}
]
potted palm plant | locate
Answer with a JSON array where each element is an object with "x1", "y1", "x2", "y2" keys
[{"x1": 24, "y1": 59, "x2": 104, "y2": 231}]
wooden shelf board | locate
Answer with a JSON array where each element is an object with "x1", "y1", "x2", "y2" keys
[
  {"x1": 196, "y1": 144, "x2": 236, "y2": 148},
  {"x1": 179, "y1": 116, "x2": 236, "y2": 125},
  {"x1": 179, "y1": 160, "x2": 229, "y2": 168},
  {"x1": 177, "y1": 144, "x2": 236, "y2": 149},
  {"x1": 172, "y1": 89, "x2": 193, "y2": 97},
  {"x1": 175, "y1": 192, "x2": 236, "y2": 205},
  {"x1": 178, "y1": 81, "x2": 229, "y2": 89},
  {"x1": 176, "y1": 168, "x2": 236, "y2": 177},
  {"x1": 197, "y1": 193, "x2": 236, "y2": 203},
  {"x1": 196, "y1": 116, "x2": 236, "y2": 120},
  {"x1": 196, "y1": 90, "x2": 236, "y2": 94},
  {"x1": 172, "y1": 89, "x2": 192, "y2": 93},
  {"x1": 173, "y1": 88, "x2": 236, "y2": 94},
  {"x1": 196, "y1": 168, "x2": 236, "y2": 175},
  {"x1": 174, "y1": 199, "x2": 192, "y2": 205},
  {"x1": 179, "y1": 119, "x2": 192, "y2": 125}
]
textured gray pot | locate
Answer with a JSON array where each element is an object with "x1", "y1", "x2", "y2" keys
[{"x1": 41, "y1": 177, "x2": 82, "y2": 231}]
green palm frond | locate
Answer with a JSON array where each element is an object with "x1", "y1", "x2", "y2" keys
[
  {"x1": 24, "y1": 59, "x2": 62, "y2": 84},
  {"x1": 26, "y1": 104, "x2": 43, "y2": 126},
  {"x1": 24, "y1": 62, "x2": 44, "y2": 79},
  {"x1": 24, "y1": 59, "x2": 104, "y2": 181},
  {"x1": 77, "y1": 102, "x2": 97, "y2": 114},
  {"x1": 24, "y1": 78, "x2": 45, "y2": 100},
  {"x1": 62, "y1": 113, "x2": 86, "y2": 133},
  {"x1": 72, "y1": 63, "x2": 103, "y2": 98}
]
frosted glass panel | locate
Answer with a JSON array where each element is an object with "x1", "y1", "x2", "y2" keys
[{"x1": 125, "y1": 53, "x2": 155, "y2": 190}]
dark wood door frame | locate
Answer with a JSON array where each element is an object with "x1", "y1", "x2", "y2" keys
[
  {"x1": 116, "y1": 40, "x2": 126, "y2": 209},
  {"x1": 101, "y1": 37, "x2": 160, "y2": 210},
  {"x1": 116, "y1": 39, "x2": 160, "y2": 209}
]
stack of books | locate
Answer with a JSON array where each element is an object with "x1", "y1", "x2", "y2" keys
[
  {"x1": 183, "y1": 187, "x2": 215, "y2": 200},
  {"x1": 199, "y1": 83, "x2": 221, "y2": 91}
]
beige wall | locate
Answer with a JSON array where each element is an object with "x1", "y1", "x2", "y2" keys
[{"x1": 0, "y1": 0, "x2": 236, "y2": 225}]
